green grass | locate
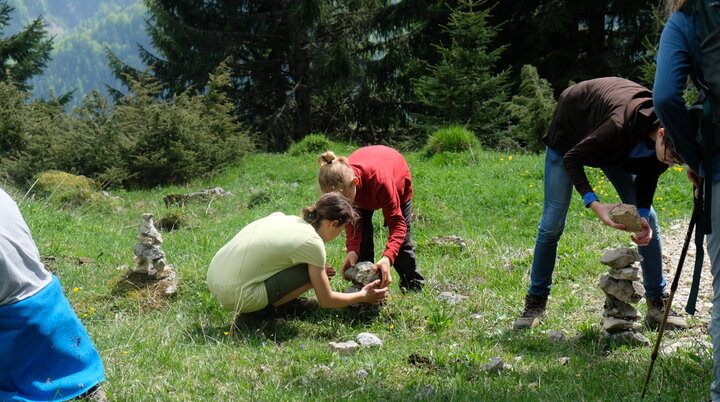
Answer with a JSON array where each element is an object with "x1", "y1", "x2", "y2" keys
[{"x1": 11, "y1": 145, "x2": 706, "y2": 401}]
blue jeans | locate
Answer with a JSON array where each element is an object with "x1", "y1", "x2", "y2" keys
[
  {"x1": 707, "y1": 180, "x2": 720, "y2": 401},
  {"x1": 528, "y1": 147, "x2": 667, "y2": 299}
]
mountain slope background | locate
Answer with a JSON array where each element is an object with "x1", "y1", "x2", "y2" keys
[{"x1": 5, "y1": 0, "x2": 152, "y2": 102}]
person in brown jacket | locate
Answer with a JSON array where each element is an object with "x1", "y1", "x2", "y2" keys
[{"x1": 513, "y1": 77, "x2": 688, "y2": 330}]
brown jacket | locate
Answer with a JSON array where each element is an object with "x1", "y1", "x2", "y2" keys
[{"x1": 542, "y1": 77, "x2": 666, "y2": 208}]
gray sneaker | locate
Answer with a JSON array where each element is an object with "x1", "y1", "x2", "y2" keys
[
  {"x1": 513, "y1": 294, "x2": 548, "y2": 329},
  {"x1": 646, "y1": 294, "x2": 688, "y2": 330}
]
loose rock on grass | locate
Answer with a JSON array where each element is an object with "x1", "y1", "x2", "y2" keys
[
  {"x1": 356, "y1": 332, "x2": 382, "y2": 347},
  {"x1": 329, "y1": 341, "x2": 359, "y2": 355}
]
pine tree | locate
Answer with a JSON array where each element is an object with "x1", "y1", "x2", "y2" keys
[
  {"x1": 412, "y1": 0, "x2": 509, "y2": 145},
  {"x1": 110, "y1": 0, "x2": 381, "y2": 151},
  {"x1": 489, "y1": 0, "x2": 658, "y2": 92},
  {"x1": 0, "y1": 1, "x2": 52, "y2": 91}
]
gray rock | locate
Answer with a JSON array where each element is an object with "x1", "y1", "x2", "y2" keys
[
  {"x1": 157, "y1": 268, "x2": 178, "y2": 295},
  {"x1": 357, "y1": 332, "x2": 382, "y2": 347},
  {"x1": 661, "y1": 339, "x2": 713, "y2": 355},
  {"x1": 136, "y1": 234, "x2": 155, "y2": 247},
  {"x1": 603, "y1": 296, "x2": 641, "y2": 320},
  {"x1": 482, "y1": 357, "x2": 504, "y2": 372},
  {"x1": 430, "y1": 235, "x2": 467, "y2": 249},
  {"x1": 602, "y1": 316, "x2": 642, "y2": 332},
  {"x1": 133, "y1": 243, "x2": 148, "y2": 258},
  {"x1": 601, "y1": 248, "x2": 643, "y2": 269},
  {"x1": 547, "y1": 330, "x2": 565, "y2": 342},
  {"x1": 139, "y1": 213, "x2": 163, "y2": 243},
  {"x1": 607, "y1": 266, "x2": 642, "y2": 281},
  {"x1": 602, "y1": 330, "x2": 651, "y2": 347},
  {"x1": 609, "y1": 204, "x2": 643, "y2": 232},
  {"x1": 163, "y1": 186, "x2": 232, "y2": 207},
  {"x1": 354, "y1": 369, "x2": 369, "y2": 379},
  {"x1": 345, "y1": 261, "x2": 379, "y2": 287},
  {"x1": 415, "y1": 385, "x2": 435, "y2": 399},
  {"x1": 329, "y1": 341, "x2": 359, "y2": 355},
  {"x1": 141, "y1": 245, "x2": 165, "y2": 261},
  {"x1": 598, "y1": 275, "x2": 645, "y2": 304},
  {"x1": 438, "y1": 291, "x2": 468, "y2": 305}
]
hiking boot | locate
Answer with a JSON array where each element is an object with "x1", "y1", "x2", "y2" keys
[
  {"x1": 399, "y1": 272, "x2": 425, "y2": 292},
  {"x1": 399, "y1": 279, "x2": 424, "y2": 292},
  {"x1": 234, "y1": 305, "x2": 276, "y2": 326},
  {"x1": 646, "y1": 294, "x2": 688, "y2": 330},
  {"x1": 513, "y1": 294, "x2": 548, "y2": 329},
  {"x1": 275, "y1": 297, "x2": 318, "y2": 317},
  {"x1": 78, "y1": 385, "x2": 108, "y2": 402}
]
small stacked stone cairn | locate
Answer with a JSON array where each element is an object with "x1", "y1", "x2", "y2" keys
[
  {"x1": 343, "y1": 261, "x2": 379, "y2": 293},
  {"x1": 598, "y1": 248, "x2": 650, "y2": 346},
  {"x1": 132, "y1": 213, "x2": 178, "y2": 294}
]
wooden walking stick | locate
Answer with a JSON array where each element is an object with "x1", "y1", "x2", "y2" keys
[{"x1": 640, "y1": 195, "x2": 699, "y2": 399}]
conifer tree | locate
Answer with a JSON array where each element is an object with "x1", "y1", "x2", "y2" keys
[
  {"x1": 0, "y1": 1, "x2": 52, "y2": 91},
  {"x1": 412, "y1": 0, "x2": 509, "y2": 144},
  {"x1": 112, "y1": 0, "x2": 380, "y2": 151}
]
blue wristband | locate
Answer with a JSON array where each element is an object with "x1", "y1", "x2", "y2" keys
[
  {"x1": 582, "y1": 192, "x2": 599, "y2": 207},
  {"x1": 638, "y1": 208, "x2": 650, "y2": 219}
]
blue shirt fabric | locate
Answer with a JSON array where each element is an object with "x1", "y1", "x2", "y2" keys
[
  {"x1": 654, "y1": 11, "x2": 720, "y2": 178},
  {"x1": 0, "y1": 276, "x2": 106, "y2": 401},
  {"x1": 0, "y1": 188, "x2": 105, "y2": 400}
]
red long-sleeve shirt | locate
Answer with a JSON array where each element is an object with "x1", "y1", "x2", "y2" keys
[{"x1": 345, "y1": 146, "x2": 412, "y2": 263}]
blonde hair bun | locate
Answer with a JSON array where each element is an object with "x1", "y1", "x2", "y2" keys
[{"x1": 318, "y1": 151, "x2": 336, "y2": 166}]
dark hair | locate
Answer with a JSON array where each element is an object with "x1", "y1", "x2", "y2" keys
[
  {"x1": 302, "y1": 192, "x2": 358, "y2": 228},
  {"x1": 661, "y1": 129, "x2": 683, "y2": 164},
  {"x1": 664, "y1": 0, "x2": 686, "y2": 18}
]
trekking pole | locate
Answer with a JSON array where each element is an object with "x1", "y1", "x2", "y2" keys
[
  {"x1": 640, "y1": 194, "x2": 699, "y2": 399},
  {"x1": 686, "y1": 183, "x2": 705, "y2": 315}
]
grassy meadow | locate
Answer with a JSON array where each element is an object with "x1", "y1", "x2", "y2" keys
[{"x1": 9, "y1": 142, "x2": 708, "y2": 401}]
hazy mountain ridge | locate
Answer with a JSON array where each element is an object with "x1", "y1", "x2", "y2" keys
[{"x1": 5, "y1": 0, "x2": 152, "y2": 102}]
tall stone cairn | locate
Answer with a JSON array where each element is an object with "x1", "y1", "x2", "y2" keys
[
  {"x1": 132, "y1": 213, "x2": 178, "y2": 294},
  {"x1": 598, "y1": 247, "x2": 650, "y2": 346}
]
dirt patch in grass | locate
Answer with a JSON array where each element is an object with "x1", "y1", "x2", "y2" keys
[{"x1": 109, "y1": 270, "x2": 175, "y2": 312}]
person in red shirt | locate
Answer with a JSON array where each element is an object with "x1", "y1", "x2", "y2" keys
[{"x1": 317, "y1": 145, "x2": 425, "y2": 291}]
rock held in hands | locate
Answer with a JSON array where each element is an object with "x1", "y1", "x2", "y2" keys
[{"x1": 609, "y1": 204, "x2": 643, "y2": 232}]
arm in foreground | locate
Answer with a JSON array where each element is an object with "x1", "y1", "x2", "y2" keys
[{"x1": 309, "y1": 264, "x2": 387, "y2": 308}]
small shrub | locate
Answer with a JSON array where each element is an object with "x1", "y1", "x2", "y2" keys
[
  {"x1": 156, "y1": 210, "x2": 188, "y2": 231},
  {"x1": 247, "y1": 192, "x2": 270, "y2": 209},
  {"x1": 288, "y1": 134, "x2": 331, "y2": 156},
  {"x1": 423, "y1": 125, "x2": 479, "y2": 157},
  {"x1": 427, "y1": 306, "x2": 453, "y2": 332},
  {"x1": 30, "y1": 170, "x2": 114, "y2": 208},
  {"x1": 33, "y1": 170, "x2": 96, "y2": 197}
]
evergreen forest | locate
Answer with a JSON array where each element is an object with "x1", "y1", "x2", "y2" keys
[{"x1": 0, "y1": 0, "x2": 668, "y2": 189}]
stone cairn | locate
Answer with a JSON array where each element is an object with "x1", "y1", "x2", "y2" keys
[
  {"x1": 597, "y1": 204, "x2": 651, "y2": 346},
  {"x1": 343, "y1": 261, "x2": 379, "y2": 293},
  {"x1": 132, "y1": 213, "x2": 178, "y2": 294}
]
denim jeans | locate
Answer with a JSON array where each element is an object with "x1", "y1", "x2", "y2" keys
[
  {"x1": 528, "y1": 147, "x2": 667, "y2": 299},
  {"x1": 707, "y1": 180, "x2": 720, "y2": 401}
]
